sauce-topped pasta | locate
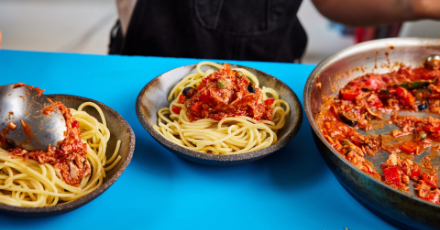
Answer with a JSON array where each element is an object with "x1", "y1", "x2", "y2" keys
[
  {"x1": 181, "y1": 63, "x2": 272, "y2": 121},
  {"x1": 0, "y1": 84, "x2": 121, "y2": 207},
  {"x1": 154, "y1": 62, "x2": 290, "y2": 155}
]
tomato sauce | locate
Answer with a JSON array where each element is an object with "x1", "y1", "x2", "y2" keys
[
  {"x1": 178, "y1": 63, "x2": 272, "y2": 122},
  {"x1": 12, "y1": 82, "x2": 45, "y2": 95},
  {"x1": 5, "y1": 100, "x2": 89, "y2": 186},
  {"x1": 319, "y1": 65, "x2": 440, "y2": 204}
]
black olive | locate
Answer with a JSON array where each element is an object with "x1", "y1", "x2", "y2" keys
[
  {"x1": 361, "y1": 87, "x2": 372, "y2": 92},
  {"x1": 247, "y1": 82, "x2": 256, "y2": 93},
  {"x1": 182, "y1": 87, "x2": 192, "y2": 96},
  {"x1": 378, "y1": 89, "x2": 392, "y2": 100},
  {"x1": 182, "y1": 87, "x2": 197, "y2": 98},
  {"x1": 339, "y1": 112, "x2": 358, "y2": 127},
  {"x1": 378, "y1": 89, "x2": 392, "y2": 105},
  {"x1": 418, "y1": 101, "x2": 429, "y2": 111}
]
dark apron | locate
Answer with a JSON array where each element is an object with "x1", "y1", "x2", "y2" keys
[{"x1": 109, "y1": 0, "x2": 306, "y2": 63}]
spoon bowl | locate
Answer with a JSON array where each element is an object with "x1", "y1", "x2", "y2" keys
[{"x1": 0, "y1": 83, "x2": 66, "y2": 151}]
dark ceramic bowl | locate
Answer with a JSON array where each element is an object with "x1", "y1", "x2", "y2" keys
[
  {"x1": 0, "y1": 95, "x2": 135, "y2": 217},
  {"x1": 304, "y1": 38, "x2": 440, "y2": 229},
  {"x1": 136, "y1": 63, "x2": 302, "y2": 166}
]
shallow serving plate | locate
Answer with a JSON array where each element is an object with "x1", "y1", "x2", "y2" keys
[
  {"x1": 304, "y1": 38, "x2": 440, "y2": 229},
  {"x1": 136, "y1": 63, "x2": 302, "y2": 166},
  {"x1": 0, "y1": 95, "x2": 135, "y2": 217}
]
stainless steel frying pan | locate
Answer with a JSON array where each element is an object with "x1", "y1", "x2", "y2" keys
[{"x1": 304, "y1": 38, "x2": 440, "y2": 230}]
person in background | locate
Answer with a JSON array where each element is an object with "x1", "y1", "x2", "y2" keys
[{"x1": 109, "y1": 0, "x2": 440, "y2": 63}]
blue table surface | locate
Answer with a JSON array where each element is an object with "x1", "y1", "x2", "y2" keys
[{"x1": 0, "y1": 50, "x2": 397, "y2": 230}]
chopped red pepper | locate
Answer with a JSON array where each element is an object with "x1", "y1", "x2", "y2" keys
[
  {"x1": 384, "y1": 166, "x2": 401, "y2": 185},
  {"x1": 396, "y1": 86, "x2": 415, "y2": 106},
  {"x1": 341, "y1": 89, "x2": 359, "y2": 101},
  {"x1": 400, "y1": 142, "x2": 418, "y2": 154},
  {"x1": 223, "y1": 63, "x2": 231, "y2": 71},
  {"x1": 190, "y1": 102, "x2": 203, "y2": 114},
  {"x1": 178, "y1": 94, "x2": 185, "y2": 104},
  {"x1": 423, "y1": 124, "x2": 440, "y2": 133},
  {"x1": 196, "y1": 79, "x2": 207, "y2": 91},
  {"x1": 422, "y1": 172, "x2": 438, "y2": 188},
  {"x1": 265, "y1": 98, "x2": 275, "y2": 105},
  {"x1": 172, "y1": 105, "x2": 182, "y2": 114},
  {"x1": 199, "y1": 90, "x2": 211, "y2": 103},
  {"x1": 421, "y1": 193, "x2": 439, "y2": 204},
  {"x1": 365, "y1": 76, "x2": 381, "y2": 91},
  {"x1": 411, "y1": 165, "x2": 421, "y2": 178}
]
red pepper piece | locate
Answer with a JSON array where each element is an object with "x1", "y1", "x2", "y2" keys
[
  {"x1": 199, "y1": 90, "x2": 211, "y2": 103},
  {"x1": 396, "y1": 86, "x2": 415, "y2": 105},
  {"x1": 423, "y1": 124, "x2": 440, "y2": 134},
  {"x1": 422, "y1": 172, "x2": 438, "y2": 189},
  {"x1": 384, "y1": 166, "x2": 401, "y2": 185},
  {"x1": 411, "y1": 165, "x2": 421, "y2": 178},
  {"x1": 223, "y1": 63, "x2": 231, "y2": 72},
  {"x1": 365, "y1": 76, "x2": 381, "y2": 91},
  {"x1": 178, "y1": 94, "x2": 185, "y2": 104},
  {"x1": 341, "y1": 89, "x2": 359, "y2": 101},
  {"x1": 196, "y1": 79, "x2": 207, "y2": 91},
  {"x1": 190, "y1": 102, "x2": 203, "y2": 114},
  {"x1": 422, "y1": 193, "x2": 439, "y2": 204},
  {"x1": 400, "y1": 142, "x2": 418, "y2": 154},
  {"x1": 172, "y1": 105, "x2": 182, "y2": 114},
  {"x1": 265, "y1": 98, "x2": 275, "y2": 105}
]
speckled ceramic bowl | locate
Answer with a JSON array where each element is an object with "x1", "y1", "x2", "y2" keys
[
  {"x1": 0, "y1": 95, "x2": 135, "y2": 217},
  {"x1": 136, "y1": 63, "x2": 302, "y2": 166}
]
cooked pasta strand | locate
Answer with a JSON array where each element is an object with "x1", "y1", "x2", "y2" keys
[{"x1": 0, "y1": 102, "x2": 121, "y2": 207}]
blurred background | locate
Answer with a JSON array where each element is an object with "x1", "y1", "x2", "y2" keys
[{"x1": 0, "y1": 0, "x2": 439, "y2": 64}]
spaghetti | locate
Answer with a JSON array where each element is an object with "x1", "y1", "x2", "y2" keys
[
  {"x1": 0, "y1": 102, "x2": 121, "y2": 207},
  {"x1": 153, "y1": 62, "x2": 290, "y2": 154}
]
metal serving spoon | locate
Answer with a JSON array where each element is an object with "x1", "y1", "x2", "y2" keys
[
  {"x1": 0, "y1": 84, "x2": 66, "y2": 151},
  {"x1": 425, "y1": 54, "x2": 440, "y2": 70}
]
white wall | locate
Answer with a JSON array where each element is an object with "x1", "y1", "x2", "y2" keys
[
  {"x1": 399, "y1": 20, "x2": 440, "y2": 38},
  {"x1": 0, "y1": 0, "x2": 117, "y2": 54}
]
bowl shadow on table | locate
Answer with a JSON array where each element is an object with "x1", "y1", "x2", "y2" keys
[
  {"x1": 116, "y1": 96, "x2": 176, "y2": 180},
  {"x1": 251, "y1": 118, "x2": 329, "y2": 189},
  {"x1": 134, "y1": 114, "x2": 329, "y2": 191},
  {"x1": 131, "y1": 134, "x2": 177, "y2": 178},
  {"x1": 0, "y1": 203, "x2": 77, "y2": 224}
]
